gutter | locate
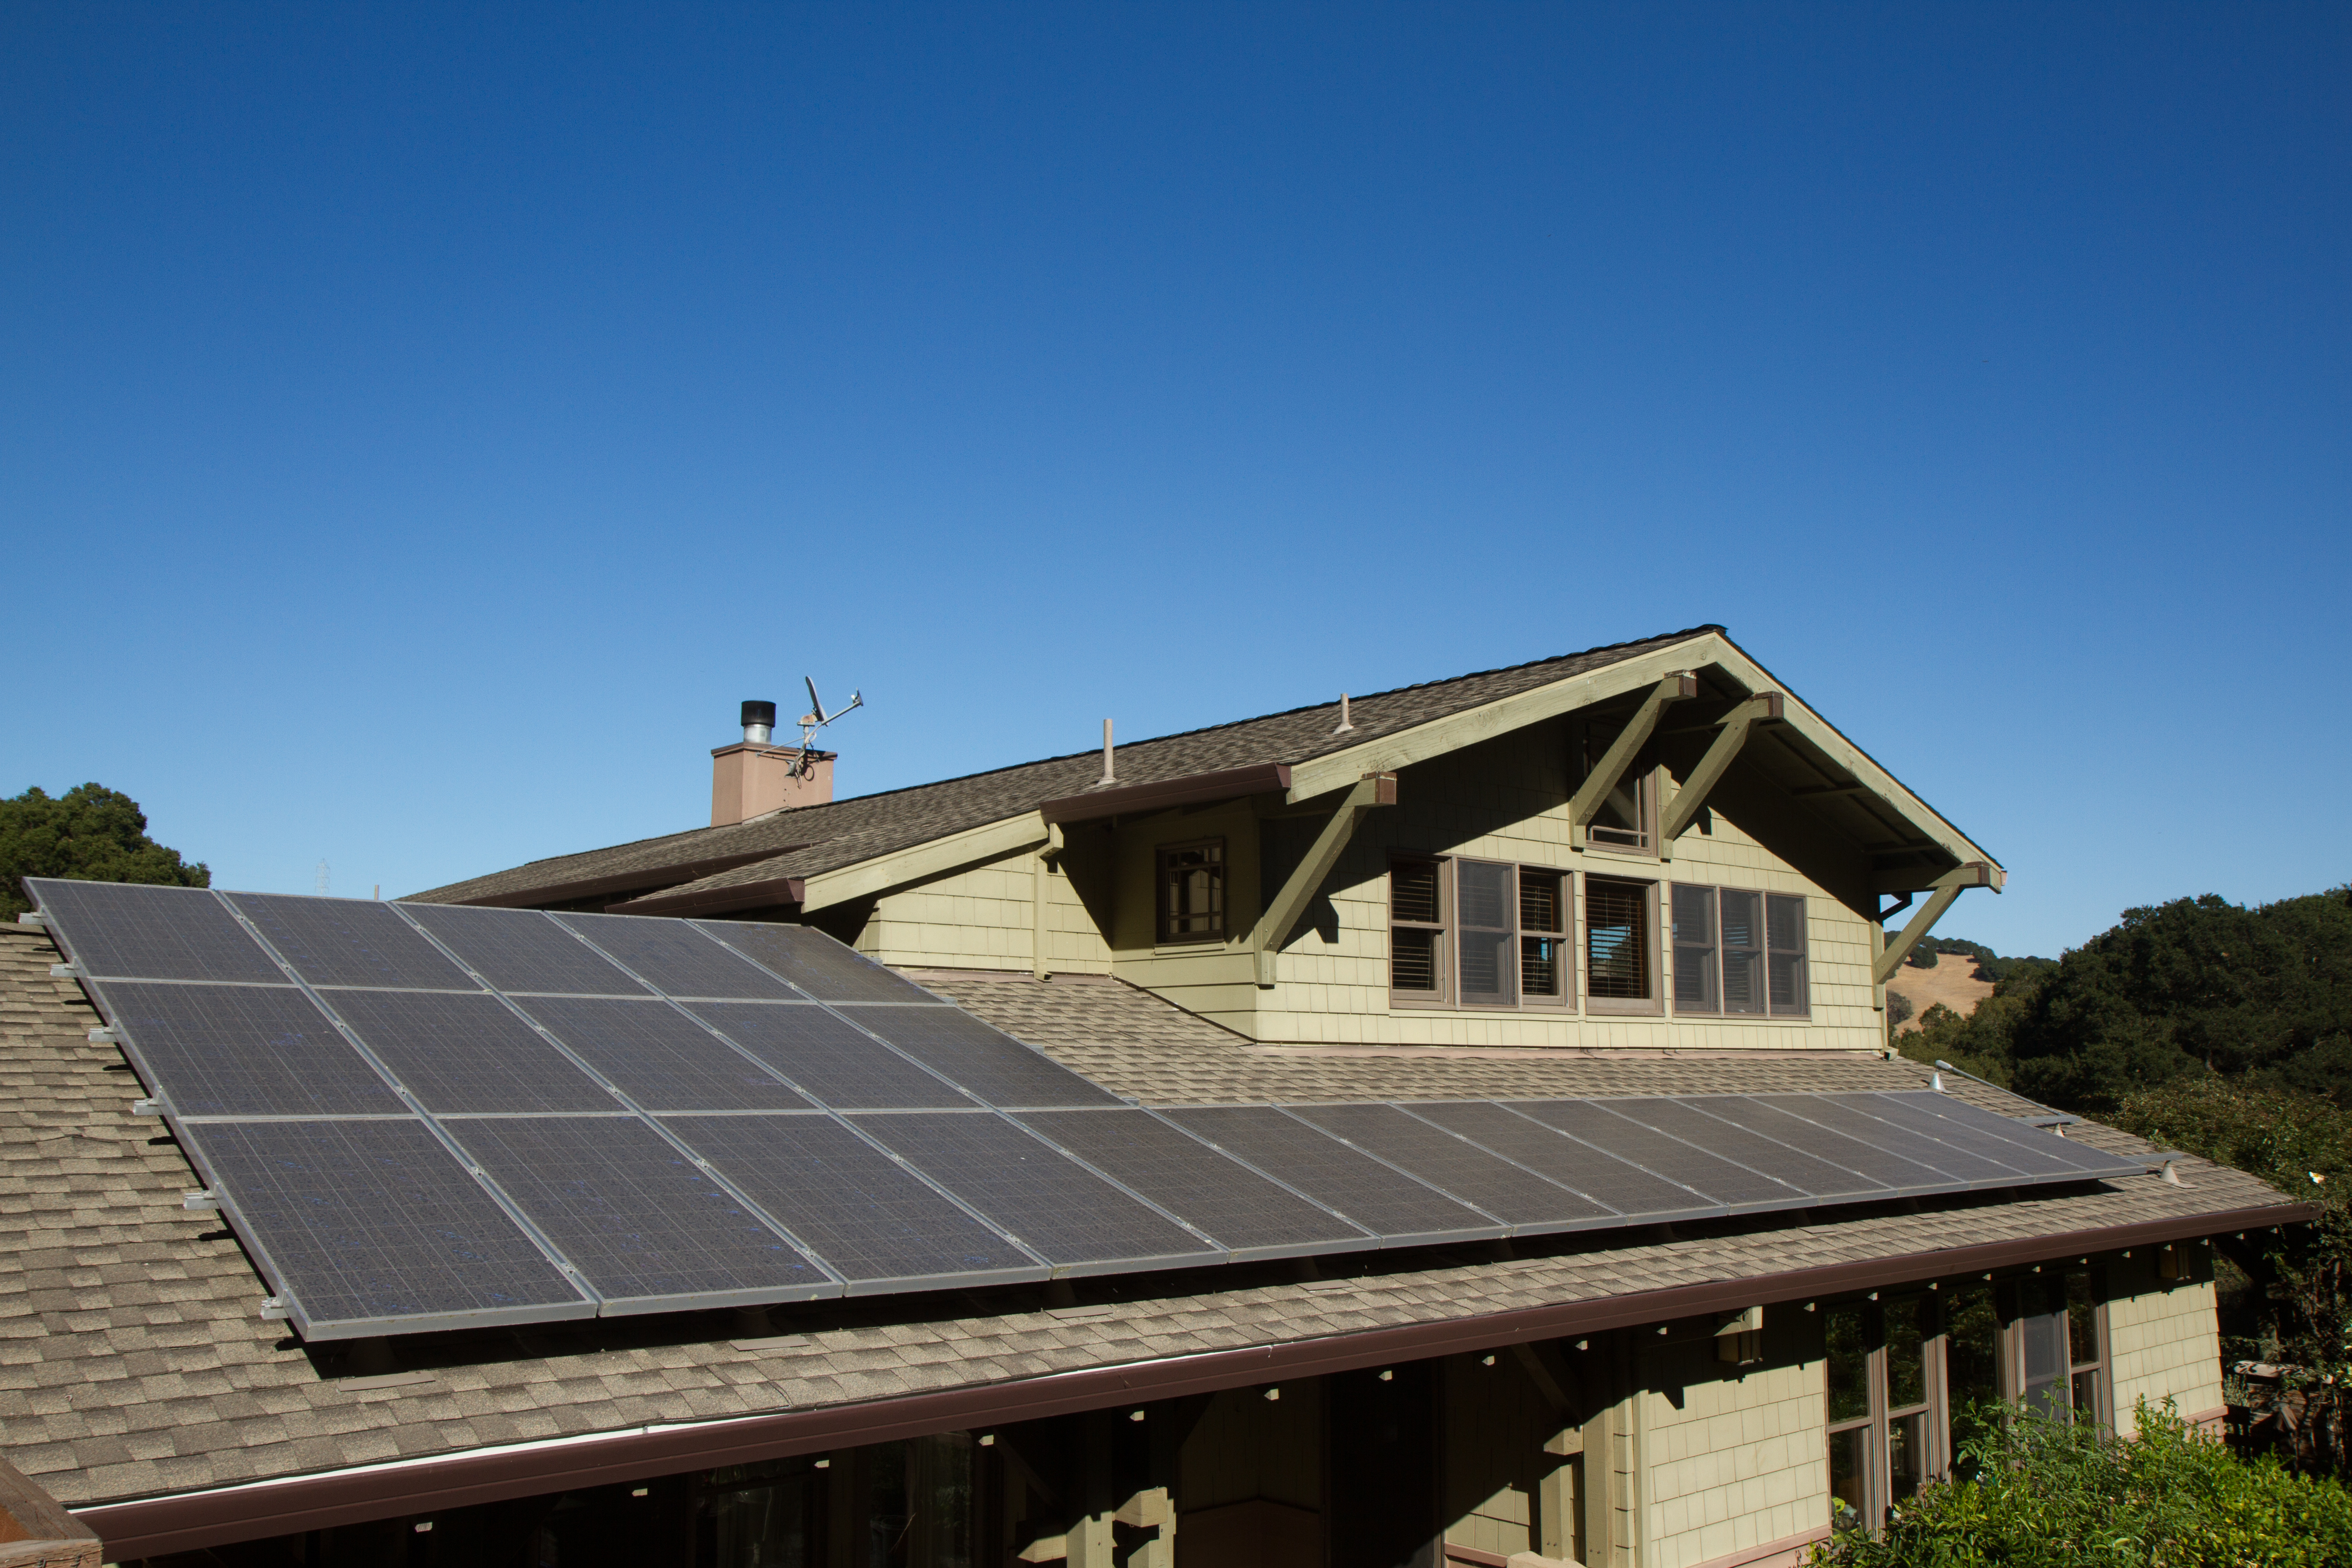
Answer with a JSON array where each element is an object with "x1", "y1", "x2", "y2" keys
[
  {"x1": 1038, "y1": 764, "x2": 1293, "y2": 826},
  {"x1": 78, "y1": 1199, "x2": 2313, "y2": 1561}
]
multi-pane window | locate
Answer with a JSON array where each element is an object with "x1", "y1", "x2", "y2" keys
[
  {"x1": 1390, "y1": 859, "x2": 1571, "y2": 1010},
  {"x1": 1826, "y1": 1296, "x2": 1940, "y2": 1536},
  {"x1": 1670, "y1": 886, "x2": 1809, "y2": 1017},
  {"x1": 2067, "y1": 1274, "x2": 2108, "y2": 1423},
  {"x1": 1388, "y1": 858, "x2": 1446, "y2": 1001},
  {"x1": 1826, "y1": 1305, "x2": 1874, "y2": 1534},
  {"x1": 1155, "y1": 840, "x2": 1225, "y2": 944},
  {"x1": 1584, "y1": 877, "x2": 1654, "y2": 1007},
  {"x1": 1520, "y1": 870, "x2": 1568, "y2": 1002},
  {"x1": 1581, "y1": 725, "x2": 1655, "y2": 853}
]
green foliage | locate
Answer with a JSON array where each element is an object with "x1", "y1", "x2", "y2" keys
[
  {"x1": 1910, "y1": 944, "x2": 1941, "y2": 970},
  {"x1": 1814, "y1": 1401, "x2": 2352, "y2": 1568},
  {"x1": 1889, "y1": 891, "x2": 2352, "y2": 1112},
  {"x1": 1886, "y1": 991, "x2": 1916, "y2": 1030},
  {"x1": 0, "y1": 784, "x2": 208, "y2": 920}
]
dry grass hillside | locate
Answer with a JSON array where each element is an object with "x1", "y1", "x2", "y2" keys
[{"x1": 1887, "y1": 950, "x2": 1997, "y2": 1035}]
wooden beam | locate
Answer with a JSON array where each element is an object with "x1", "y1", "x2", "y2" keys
[
  {"x1": 1872, "y1": 862, "x2": 1999, "y2": 986},
  {"x1": 1032, "y1": 823, "x2": 1064, "y2": 981},
  {"x1": 1656, "y1": 692, "x2": 1782, "y2": 860},
  {"x1": 799, "y1": 813, "x2": 1049, "y2": 914},
  {"x1": 1567, "y1": 673, "x2": 1697, "y2": 852},
  {"x1": 1245, "y1": 773, "x2": 1395, "y2": 987}
]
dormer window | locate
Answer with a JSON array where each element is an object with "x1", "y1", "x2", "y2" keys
[{"x1": 1156, "y1": 839, "x2": 1225, "y2": 944}]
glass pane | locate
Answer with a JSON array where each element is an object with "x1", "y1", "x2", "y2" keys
[
  {"x1": 1720, "y1": 890, "x2": 1763, "y2": 1014},
  {"x1": 1159, "y1": 843, "x2": 1223, "y2": 940},
  {"x1": 1828, "y1": 1426, "x2": 1870, "y2": 1534},
  {"x1": 1460, "y1": 930, "x2": 1517, "y2": 1005},
  {"x1": 867, "y1": 1434, "x2": 973, "y2": 1568},
  {"x1": 1391, "y1": 927, "x2": 1439, "y2": 992},
  {"x1": 1520, "y1": 936, "x2": 1562, "y2": 998},
  {"x1": 1592, "y1": 760, "x2": 1647, "y2": 843},
  {"x1": 1671, "y1": 886, "x2": 1718, "y2": 1010},
  {"x1": 1945, "y1": 1284, "x2": 1999, "y2": 1415},
  {"x1": 1519, "y1": 871, "x2": 1564, "y2": 936},
  {"x1": 1886, "y1": 1297, "x2": 1928, "y2": 1412},
  {"x1": 2072, "y1": 1368, "x2": 2101, "y2": 1422},
  {"x1": 1391, "y1": 862, "x2": 1441, "y2": 925},
  {"x1": 1825, "y1": 1304, "x2": 1872, "y2": 1423},
  {"x1": 2066, "y1": 1273, "x2": 2099, "y2": 1367},
  {"x1": 699, "y1": 1459, "x2": 818, "y2": 1568},
  {"x1": 1585, "y1": 881, "x2": 1650, "y2": 1000},
  {"x1": 1459, "y1": 861, "x2": 1514, "y2": 933},
  {"x1": 1767, "y1": 895, "x2": 1809, "y2": 1014},
  {"x1": 2020, "y1": 1303, "x2": 2068, "y2": 1418},
  {"x1": 1888, "y1": 1412, "x2": 1924, "y2": 1502}
]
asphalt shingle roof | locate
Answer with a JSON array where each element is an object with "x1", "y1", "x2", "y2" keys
[
  {"x1": 409, "y1": 625, "x2": 1727, "y2": 907},
  {"x1": 0, "y1": 926, "x2": 2303, "y2": 1513}
]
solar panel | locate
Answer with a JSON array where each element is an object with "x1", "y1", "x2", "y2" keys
[
  {"x1": 688, "y1": 1002, "x2": 971, "y2": 1110},
  {"x1": 323, "y1": 990, "x2": 618, "y2": 1114},
  {"x1": 514, "y1": 996, "x2": 813, "y2": 1112},
  {"x1": 28, "y1": 879, "x2": 281, "y2": 983},
  {"x1": 225, "y1": 893, "x2": 478, "y2": 991},
  {"x1": 1154, "y1": 1106, "x2": 1502, "y2": 1244},
  {"x1": 699, "y1": 921, "x2": 936, "y2": 1004},
  {"x1": 671, "y1": 1114, "x2": 1041, "y2": 1289},
  {"x1": 851, "y1": 1112, "x2": 1217, "y2": 1270},
  {"x1": 848, "y1": 1006, "x2": 1121, "y2": 1109},
  {"x1": 1505, "y1": 1100, "x2": 1804, "y2": 1210},
  {"x1": 399, "y1": 903, "x2": 651, "y2": 996},
  {"x1": 1015, "y1": 1109, "x2": 1370, "y2": 1255},
  {"x1": 1871, "y1": 1093, "x2": 2145, "y2": 1180},
  {"x1": 1851, "y1": 1093, "x2": 2099, "y2": 1180},
  {"x1": 1693, "y1": 1097, "x2": 1959, "y2": 1193},
  {"x1": 441, "y1": 1116, "x2": 830, "y2": 1310},
  {"x1": 178, "y1": 1117, "x2": 592, "y2": 1339},
  {"x1": 1281, "y1": 1104, "x2": 1618, "y2": 1232},
  {"x1": 1402, "y1": 1102, "x2": 1720, "y2": 1222},
  {"x1": 1743, "y1": 1095, "x2": 2024, "y2": 1189},
  {"x1": 88, "y1": 980, "x2": 405, "y2": 1117},
  {"x1": 554, "y1": 913, "x2": 805, "y2": 1000},
  {"x1": 1597, "y1": 1098, "x2": 1891, "y2": 1203}
]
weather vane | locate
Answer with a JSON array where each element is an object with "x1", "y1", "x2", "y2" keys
[{"x1": 794, "y1": 675, "x2": 863, "y2": 776}]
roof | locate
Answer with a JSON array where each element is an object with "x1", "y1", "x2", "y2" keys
[
  {"x1": 0, "y1": 922, "x2": 2307, "y2": 1553},
  {"x1": 410, "y1": 626, "x2": 1752, "y2": 910}
]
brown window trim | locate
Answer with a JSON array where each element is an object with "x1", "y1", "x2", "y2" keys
[
  {"x1": 1388, "y1": 853, "x2": 1451, "y2": 1008},
  {"x1": 1153, "y1": 838, "x2": 1226, "y2": 946},
  {"x1": 1388, "y1": 857, "x2": 1581, "y2": 1015},
  {"x1": 1668, "y1": 885, "x2": 1813, "y2": 1021},
  {"x1": 1518, "y1": 866, "x2": 1572, "y2": 1011},
  {"x1": 1583, "y1": 875, "x2": 1661, "y2": 1015}
]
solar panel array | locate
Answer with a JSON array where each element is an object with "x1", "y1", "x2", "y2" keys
[{"x1": 29, "y1": 879, "x2": 2151, "y2": 1342}]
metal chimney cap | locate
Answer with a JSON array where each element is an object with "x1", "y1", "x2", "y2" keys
[{"x1": 741, "y1": 700, "x2": 777, "y2": 728}]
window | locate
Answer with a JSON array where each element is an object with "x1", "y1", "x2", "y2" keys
[
  {"x1": 1389, "y1": 857, "x2": 1447, "y2": 1003},
  {"x1": 1155, "y1": 840, "x2": 1224, "y2": 944},
  {"x1": 1669, "y1": 887, "x2": 1809, "y2": 1018},
  {"x1": 1584, "y1": 877, "x2": 1656, "y2": 1010},
  {"x1": 1458, "y1": 860, "x2": 1518, "y2": 1007},
  {"x1": 1824, "y1": 1295, "x2": 1943, "y2": 1537},
  {"x1": 2066, "y1": 1273, "x2": 2109, "y2": 1425},
  {"x1": 2013, "y1": 1272, "x2": 2109, "y2": 1426},
  {"x1": 1825, "y1": 1304, "x2": 1874, "y2": 1534},
  {"x1": 1520, "y1": 870, "x2": 1568, "y2": 1003}
]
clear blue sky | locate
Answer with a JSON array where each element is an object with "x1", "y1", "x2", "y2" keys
[{"x1": 4, "y1": 4, "x2": 2344, "y2": 958}]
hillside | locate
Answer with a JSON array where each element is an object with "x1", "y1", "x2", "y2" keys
[{"x1": 1886, "y1": 949, "x2": 1996, "y2": 1034}]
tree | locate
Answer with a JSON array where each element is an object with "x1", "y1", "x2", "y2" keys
[{"x1": 0, "y1": 784, "x2": 209, "y2": 920}]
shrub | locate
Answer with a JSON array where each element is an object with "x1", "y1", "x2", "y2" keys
[{"x1": 1813, "y1": 1400, "x2": 2352, "y2": 1568}]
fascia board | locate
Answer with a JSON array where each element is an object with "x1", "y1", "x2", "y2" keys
[{"x1": 798, "y1": 813, "x2": 1050, "y2": 914}]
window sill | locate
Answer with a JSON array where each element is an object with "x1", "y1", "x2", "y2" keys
[
  {"x1": 1577, "y1": 842, "x2": 1659, "y2": 865},
  {"x1": 1585, "y1": 997, "x2": 1664, "y2": 1016}
]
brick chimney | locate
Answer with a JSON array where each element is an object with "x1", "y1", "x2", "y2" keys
[{"x1": 711, "y1": 700, "x2": 835, "y2": 826}]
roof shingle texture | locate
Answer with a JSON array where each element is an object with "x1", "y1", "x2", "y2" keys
[
  {"x1": 0, "y1": 928, "x2": 2296, "y2": 1511},
  {"x1": 410, "y1": 626, "x2": 1725, "y2": 906}
]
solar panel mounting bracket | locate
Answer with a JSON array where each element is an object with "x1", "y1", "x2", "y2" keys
[
  {"x1": 260, "y1": 1297, "x2": 290, "y2": 1322},
  {"x1": 49, "y1": 963, "x2": 78, "y2": 978},
  {"x1": 131, "y1": 1098, "x2": 163, "y2": 1117},
  {"x1": 182, "y1": 1191, "x2": 219, "y2": 1211},
  {"x1": 88, "y1": 1027, "x2": 118, "y2": 1044},
  {"x1": 16, "y1": 910, "x2": 47, "y2": 927}
]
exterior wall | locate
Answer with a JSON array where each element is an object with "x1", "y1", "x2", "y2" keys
[
  {"x1": 1638, "y1": 1316, "x2": 1828, "y2": 1568},
  {"x1": 1440, "y1": 1352, "x2": 1558, "y2": 1561},
  {"x1": 2105, "y1": 1246, "x2": 2227, "y2": 1433},
  {"x1": 853, "y1": 847, "x2": 1115, "y2": 976}
]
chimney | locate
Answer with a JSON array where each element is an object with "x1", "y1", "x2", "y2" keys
[{"x1": 710, "y1": 699, "x2": 835, "y2": 826}]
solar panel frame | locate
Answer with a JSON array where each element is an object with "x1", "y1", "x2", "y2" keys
[
  {"x1": 512, "y1": 996, "x2": 815, "y2": 1113},
  {"x1": 320, "y1": 989, "x2": 621, "y2": 1115},
  {"x1": 554, "y1": 913, "x2": 808, "y2": 1000},
  {"x1": 1400, "y1": 1101, "x2": 1724, "y2": 1225},
  {"x1": 175, "y1": 1117, "x2": 596, "y2": 1340},
  {"x1": 1866, "y1": 1093, "x2": 2146, "y2": 1180},
  {"x1": 396, "y1": 903, "x2": 652, "y2": 997},
  {"x1": 668, "y1": 1113, "x2": 1047, "y2": 1291},
  {"x1": 1744, "y1": 1094, "x2": 2033, "y2": 1190},
  {"x1": 846, "y1": 1007, "x2": 1123, "y2": 1110},
  {"x1": 1152, "y1": 1105, "x2": 1504, "y2": 1245},
  {"x1": 86, "y1": 980, "x2": 410, "y2": 1118},
  {"x1": 224, "y1": 893, "x2": 480, "y2": 991},
  {"x1": 439, "y1": 1115, "x2": 837, "y2": 1312},
  {"x1": 688, "y1": 1002, "x2": 978, "y2": 1110},
  {"x1": 1279, "y1": 1103, "x2": 1622, "y2": 1233},
  {"x1": 1595, "y1": 1098, "x2": 1893, "y2": 1204},
  {"x1": 1849, "y1": 1093, "x2": 2117, "y2": 1180},
  {"x1": 1503, "y1": 1100, "x2": 1808, "y2": 1211},
  {"x1": 28, "y1": 879, "x2": 284, "y2": 984},
  {"x1": 1014, "y1": 1108, "x2": 1374, "y2": 1259},
  {"x1": 697, "y1": 921, "x2": 940, "y2": 1004},
  {"x1": 850, "y1": 1111, "x2": 1220, "y2": 1273},
  {"x1": 1687, "y1": 1096, "x2": 1965, "y2": 1195}
]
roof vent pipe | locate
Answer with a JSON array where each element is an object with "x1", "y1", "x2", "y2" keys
[
  {"x1": 1097, "y1": 719, "x2": 1116, "y2": 786},
  {"x1": 1332, "y1": 694, "x2": 1356, "y2": 736},
  {"x1": 741, "y1": 700, "x2": 776, "y2": 746}
]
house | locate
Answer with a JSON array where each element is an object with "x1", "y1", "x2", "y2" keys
[{"x1": 0, "y1": 625, "x2": 2313, "y2": 1568}]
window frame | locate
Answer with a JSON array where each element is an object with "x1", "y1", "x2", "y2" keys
[
  {"x1": 1152, "y1": 837, "x2": 1227, "y2": 947},
  {"x1": 1387, "y1": 853, "x2": 1452, "y2": 1009},
  {"x1": 1454, "y1": 857, "x2": 1522, "y2": 1010},
  {"x1": 1667, "y1": 885, "x2": 1813, "y2": 1020},
  {"x1": 1582, "y1": 875, "x2": 1661, "y2": 1015},
  {"x1": 1518, "y1": 866, "x2": 1573, "y2": 1011}
]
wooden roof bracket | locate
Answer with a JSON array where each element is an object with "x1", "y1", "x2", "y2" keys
[
  {"x1": 1568, "y1": 673, "x2": 1698, "y2": 853},
  {"x1": 1871, "y1": 861, "x2": 2003, "y2": 1009},
  {"x1": 1247, "y1": 772, "x2": 1397, "y2": 987},
  {"x1": 1656, "y1": 690, "x2": 1783, "y2": 862},
  {"x1": 1031, "y1": 823, "x2": 1066, "y2": 981}
]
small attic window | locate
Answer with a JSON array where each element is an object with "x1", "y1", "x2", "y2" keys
[{"x1": 1156, "y1": 839, "x2": 1225, "y2": 944}]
